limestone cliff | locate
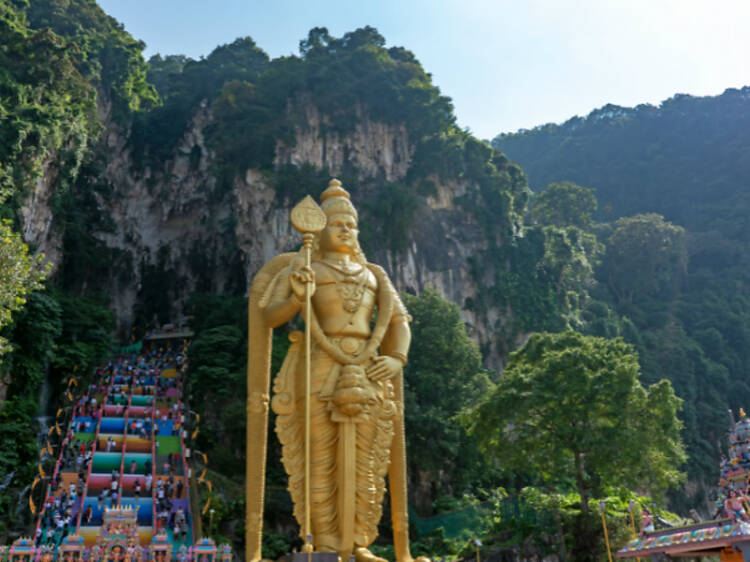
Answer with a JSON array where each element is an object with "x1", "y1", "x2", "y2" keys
[
  {"x1": 19, "y1": 154, "x2": 64, "y2": 271},
  {"x1": 20, "y1": 102, "x2": 516, "y2": 368}
]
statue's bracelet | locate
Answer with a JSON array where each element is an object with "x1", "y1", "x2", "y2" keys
[{"x1": 389, "y1": 352, "x2": 407, "y2": 366}]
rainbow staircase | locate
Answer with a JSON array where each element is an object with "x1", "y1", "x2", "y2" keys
[{"x1": 26, "y1": 346, "x2": 230, "y2": 560}]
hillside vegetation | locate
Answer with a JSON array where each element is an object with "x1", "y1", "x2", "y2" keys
[{"x1": 495, "y1": 91, "x2": 750, "y2": 499}]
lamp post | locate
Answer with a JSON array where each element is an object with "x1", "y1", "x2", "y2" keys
[{"x1": 209, "y1": 508, "x2": 215, "y2": 537}]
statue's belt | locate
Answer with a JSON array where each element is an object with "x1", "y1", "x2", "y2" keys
[
  {"x1": 320, "y1": 335, "x2": 368, "y2": 356},
  {"x1": 314, "y1": 335, "x2": 373, "y2": 401}
]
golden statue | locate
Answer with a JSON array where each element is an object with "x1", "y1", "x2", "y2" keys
[{"x1": 246, "y1": 180, "x2": 426, "y2": 562}]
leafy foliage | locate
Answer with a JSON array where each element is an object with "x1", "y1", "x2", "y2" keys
[
  {"x1": 0, "y1": 0, "x2": 97, "y2": 207},
  {"x1": 495, "y1": 91, "x2": 750, "y2": 494},
  {"x1": 49, "y1": 292, "x2": 114, "y2": 377},
  {"x1": 54, "y1": 155, "x2": 126, "y2": 294},
  {"x1": 601, "y1": 213, "x2": 687, "y2": 305},
  {"x1": 0, "y1": 219, "x2": 46, "y2": 358},
  {"x1": 359, "y1": 182, "x2": 420, "y2": 253},
  {"x1": 205, "y1": 79, "x2": 280, "y2": 188},
  {"x1": 530, "y1": 181, "x2": 597, "y2": 229},
  {"x1": 185, "y1": 294, "x2": 249, "y2": 477},
  {"x1": 469, "y1": 331, "x2": 685, "y2": 509},
  {"x1": 132, "y1": 38, "x2": 269, "y2": 166},
  {"x1": 0, "y1": 395, "x2": 39, "y2": 538},
  {"x1": 484, "y1": 487, "x2": 681, "y2": 562},
  {"x1": 1, "y1": 291, "x2": 61, "y2": 395},
  {"x1": 467, "y1": 217, "x2": 602, "y2": 355},
  {"x1": 468, "y1": 331, "x2": 685, "y2": 560},
  {"x1": 26, "y1": 0, "x2": 158, "y2": 120},
  {"x1": 402, "y1": 290, "x2": 495, "y2": 508},
  {"x1": 0, "y1": 288, "x2": 112, "y2": 539},
  {"x1": 294, "y1": 26, "x2": 454, "y2": 138},
  {"x1": 493, "y1": 91, "x2": 750, "y2": 230}
]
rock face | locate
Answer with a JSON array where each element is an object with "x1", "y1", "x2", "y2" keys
[
  {"x1": 275, "y1": 104, "x2": 412, "y2": 182},
  {"x1": 96, "y1": 107, "x2": 224, "y2": 324},
  {"x1": 21, "y1": 104, "x2": 510, "y2": 368},
  {"x1": 19, "y1": 155, "x2": 64, "y2": 271}
]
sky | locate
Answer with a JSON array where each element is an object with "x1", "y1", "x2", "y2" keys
[{"x1": 98, "y1": 0, "x2": 750, "y2": 140}]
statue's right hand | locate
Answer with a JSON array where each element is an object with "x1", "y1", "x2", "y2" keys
[{"x1": 289, "y1": 266, "x2": 315, "y2": 301}]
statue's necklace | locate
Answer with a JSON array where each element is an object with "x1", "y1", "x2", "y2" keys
[{"x1": 319, "y1": 260, "x2": 368, "y2": 313}]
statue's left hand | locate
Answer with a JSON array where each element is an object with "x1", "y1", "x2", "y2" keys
[{"x1": 366, "y1": 355, "x2": 402, "y2": 382}]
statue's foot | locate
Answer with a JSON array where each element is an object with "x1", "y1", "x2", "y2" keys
[{"x1": 354, "y1": 547, "x2": 388, "y2": 562}]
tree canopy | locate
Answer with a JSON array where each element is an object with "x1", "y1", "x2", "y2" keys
[
  {"x1": 601, "y1": 213, "x2": 687, "y2": 305},
  {"x1": 495, "y1": 92, "x2": 750, "y2": 497},
  {"x1": 468, "y1": 331, "x2": 685, "y2": 514},
  {"x1": 530, "y1": 181, "x2": 598, "y2": 229},
  {"x1": 402, "y1": 290, "x2": 495, "y2": 505},
  {"x1": 26, "y1": 0, "x2": 158, "y2": 118},
  {"x1": 0, "y1": 219, "x2": 46, "y2": 359}
]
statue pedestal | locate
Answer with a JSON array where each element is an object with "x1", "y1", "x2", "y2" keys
[{"x1": 293, "y1": 552, "x2": 340, "y2": 562}]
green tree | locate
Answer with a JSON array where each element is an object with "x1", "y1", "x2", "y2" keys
[
  {"x1": 0, "y1": 0, "x2": 97, "y2": 206},
  {"x1": 493, "y1": 89, "x2": 750, "y2": 495},
  {"x1": 26, "y1": 0, "x2": 158, "y2": 119},
  {"x1": 50, "y1": 293, "x2": 114, "y2": 378},
  {"x1": 0, "y1": 289, "x2": 111, "y2": 538},
  {"x1": 402, "y1": 290, "x2": 494, "y2": 508},
  {"x1": 0, "y1": 219, "x2": 46, "y2": 360},
  {"x1": 185, "y1": 295, "x2": 248, "y2": 477},
  {"x1": 530, "y1": 182, "x2": 598, "y2": 229},
  {"x1": 1, "y1": 291, "x2": 61, "y2": 394},
  {"x1": 468, "y1": 331, "x2": 685, "y2": 515},
  {"x1": 537, "y1": 226, "x2": 602, "y2": 317},
  {"x1": 601, "y1": 213, "x2": 687, "y2": 304}
]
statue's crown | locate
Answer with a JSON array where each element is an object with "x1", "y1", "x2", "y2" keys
[{"x1": 320, "y1": 179, "x2": 357, "y2": 220}]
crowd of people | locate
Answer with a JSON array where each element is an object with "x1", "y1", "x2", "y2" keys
[
  {"x1": 34, "y1": 346, "x2": 193, "y2": 550},
  {"x1": 36, "y1": 376, "x2": 106, "y2": 546}
]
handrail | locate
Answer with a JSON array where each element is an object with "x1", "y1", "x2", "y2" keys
[
  {"x1": 33, "y1": 403, "x2": 75, "y2": 548},
  {"x1": 151, "y1": 382, "x2": 158, "y2": 534},
  {"x1": 76, "y1": 379, "x2": 112, "y2": 532},
  {"x1": 33, "y1": 366, "x2": 112, "y2": 558},
  {"x1": 118, "y1": 393, "x2": 133, "y2": 507},
  {"x1": 643, "y1": 517, "x2": 733, "y2": 537},
  {"x1": 178, "y1": 399, "x2": 198, "y2": 540},
  {"x1": 33, "y1": 402, "x2": 80, "y2": 562}
]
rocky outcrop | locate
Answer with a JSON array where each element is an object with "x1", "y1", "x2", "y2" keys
[
  {"x1": 97, "y1": 106, "x2": 224, "y2": 325},
  {"x1": 20, "y1": 102, "x2": 511, "y2": 368},
  {"x1": 275, "y1": 104, "x2": 411, "y2": 182},
  {"x1": 19, "y1": 155, "x2": 64, "y2": 271},
  {"x1": 273, "y1": 112, "x2": 506, "y2": 366}
]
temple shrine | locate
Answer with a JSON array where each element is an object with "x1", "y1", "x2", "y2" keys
[{"x1": 618, "y1": 409, "x2": 750, "y2": 560}]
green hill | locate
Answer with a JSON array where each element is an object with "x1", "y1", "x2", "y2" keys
[{"x1": 494, "y1": 90, "x2": 750, "y2": 501}]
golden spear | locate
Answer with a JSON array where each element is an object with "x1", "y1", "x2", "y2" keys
[{"x1": 290, "y1": 196, "x2": 327, "y2": 555}]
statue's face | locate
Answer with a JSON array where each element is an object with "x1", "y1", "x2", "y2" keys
[{"x1": 320, "y1": 213, "x2": 359, "y2": 254}]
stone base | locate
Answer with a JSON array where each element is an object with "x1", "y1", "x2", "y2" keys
[{"x1": 293, "y1": 552, "x2": 340, "y2": 562}]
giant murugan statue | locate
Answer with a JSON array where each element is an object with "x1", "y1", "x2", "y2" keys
[{"x1": 246, "y1": 180, "x2": 426, "y2": 562}]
